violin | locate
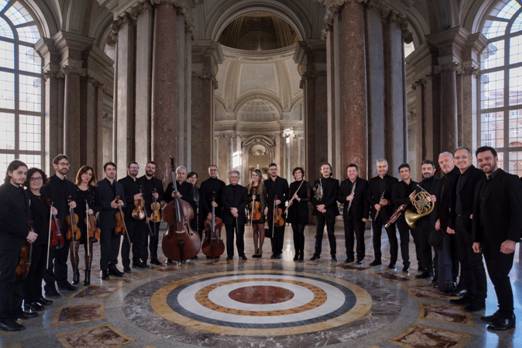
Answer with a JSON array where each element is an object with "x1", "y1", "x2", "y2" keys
[
  {"x1": 65, "y1": 196, "x2": 81, "y2": 241},
  {"x1": 114, "y1": 196, "x2": 126, "y2": 235},
  {"x1": 162, "y1": 157, "x2": 201, "y2": 261},
  {"x1": 16, "y1": 216, "x2": 33, "y2": 280},
  {"x1": 273, "y1": 195, "x2": 285, "y2": 227},
  {"x1": 249, "y1": 186, "x2": 263, "y2": 221},
  {"x1": 150, "y1": 188, "x2": 162, "y2": 223},
  {"x1": 48, "y1": 201, "x2": 64, "y2": 249},
  {"x1": 85, "y1": 202, "x2": 100, "y2": 242},
  {"x1": 132, "y1": 187, "x2": 146, "y2": 220},
  {"x1": 202, "y1": 192, "x2": 225, "y2": 258}
]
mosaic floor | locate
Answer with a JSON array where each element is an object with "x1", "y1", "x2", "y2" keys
[{"x1": 1, "y1": 226, "x2": 521, "y2": 347}]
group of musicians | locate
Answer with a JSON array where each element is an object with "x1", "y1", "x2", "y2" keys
[{"x1": 0, "y1": 145, "x2": 520, "y2": 332}]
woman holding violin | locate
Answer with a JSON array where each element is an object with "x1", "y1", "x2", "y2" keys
[
  {"x1": 287, "y1": 167, "x2": 310, "y2": 262},
  {"x1": 247, "y1": 169, "x2": 266, "y2": 258},
  {"x1": 0, "y1": 160, "x2": 38, "y2": 332},
  {"x1": 22, "y1": 168, "x2": 55, "y2": 316},
  {"x1": 73, "y1": 166, "x2": 98, "y2": 285}
]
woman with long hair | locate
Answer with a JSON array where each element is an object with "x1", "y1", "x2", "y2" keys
[
  {"x1": 73, "y1": 165, "x2": 97, "y2": 285},
  {"x1": 247, "y1": 169, "x2": 266, "y2": 258},
  {"x1": 287, "y1": 167, "x2": 310, "y2": 261}
]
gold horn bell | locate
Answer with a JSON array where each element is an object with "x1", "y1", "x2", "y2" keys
[{"x1": 404, "y1": 188, "x2": 435, "y2": 229}]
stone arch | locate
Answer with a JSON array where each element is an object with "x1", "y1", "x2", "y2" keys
[
  {"x1": 207, "y1": 0, "x2": 310, "y2": 42},
  {"x1": 234, "y1": 92, "x2": 284, "y2": 115},
  {"x1": 20, "y1": 0, "x2": 60, "y2": 37}
]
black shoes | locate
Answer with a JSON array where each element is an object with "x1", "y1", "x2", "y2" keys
[
  {"x1": 481, "y1": 311, "x2": 501, "y2": 323},
  {"x1": 388, "y1": 263, "x2": 396, "y2": 269},
  {"x1": 226, "y1": 256, "x2": 233, "y2": 261},
  {"x1": 415, "y1": 271, "x2": 433, "y2": 279},
  {"x1": 123, "y1": 265, "x2": 132, "y2": 273},
  {"x1": 102, "y1": 269, "x2": 110, "y2": 280},
  {"x1": 109, "y1": 264, "x2": 124, "y2": 277},
  {"x1": 58, "y1": 281, "x2": 77, "y2": 291},
  {"x1": 44, "y1": 285, "x2": 61, "y2": 298},
  {"x1": 84, "y1": 271, "x2": 91, "y2": 286},
  {"x1": 487, "y1": 314, "x2": 516, "y2": 331},
  {"x1": 72, "y1": 271, "x2": 80, "y2": 285},
  {"x1": 0, "y1": 319, "x2": 25, "y2": 331},
  {"x1": 150, "y1": 259, "x2": 161, "y2": 266},
  {"x1": 240, "y1": 255, "x2": 248, "y2": 261},
  {"x1": 370, "y1": 260, "x2": 381, "y2": 266},
  {"x1": 345, "y1": 257, "x2": 354, "y2": 264},
  {"x1": 355, "y1": 259, "x2": 363, "y2": 265},
  {"x1": 28, "y1": 301, "x2": 44, "y2": 312},
  {"x1": 464, "y1": 302, "x2": 485, "y2": 312},
  {"x1": 450, "y1": 297, "x2": 470, "y2": 306},
  {"x1": 38, "y1": 297, "x2": 53, "y2": 306},
  {"x1": 402, "y1": 263, "x2": 410, "y2": 273},
  {"x1": 310, "y1": 255, "x2": 320, "y2": 261},
  {"x1": 331, "y1": 256, "x2": 337, "y2": 262}
]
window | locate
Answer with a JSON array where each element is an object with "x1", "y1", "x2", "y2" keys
[{"x1": 0, "y1": 0, "x2": 43, "y2": 175}]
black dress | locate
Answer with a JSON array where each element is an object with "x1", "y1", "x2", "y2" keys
[
  {"x1": 287, "y1": 180, "x2": 310, "y2": 225},
  {"x1": 74, "y1": 186, "x2": 96, "y2": 244}
]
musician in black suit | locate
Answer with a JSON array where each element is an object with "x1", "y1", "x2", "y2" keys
[
  {"x1": 414, "y1": 160, "x2": 440, "y2": 279},
  {"x1": 391, "y1": 163, "x2": 416, "y2": 272},
  {"x1": 138, "y1": 161, "x2": 164, "y2": 265},
  {"x1": 311, "y1": 163, "x2": 339, "y2": 261},
  {"x1": 118, "y1": 162, "x2": 148, "y2": 271},
  {"x1": 473, "y1": 146, "x2": 522, "y2": 330},
  {"x1": 434, "y1": 152, "x2": 460, "y2": 293},
  {"x1": 263, "y1": 163, "x2": 289, "y2": 259},
  {"x1": 338, "y1": 164, "x2": 369, "y2": 264},
  {"x1": 95, "y1": 162, "x2": 125, "y2": 280},
  {"x1": 41, "y1": 154, "x2": 77, "y2": 294},
  {"x1": 368, "y1": 159, "x2": 398, "y2": 267},
  {"x1": 222, "y1": 170, "x2": 248, "y2": 260},
  {"x1": 0, "y1": 160, "x2": 37, "y2": 332},
  {"x1": 199, "y1": 165, "x2": 226, "y2": 222},
  {"x1": 287, "y1": 167, "x2": 310, "y2": 262},
  {"x1": 449, "y1": 148, "x2": 486, "y2": 311}
]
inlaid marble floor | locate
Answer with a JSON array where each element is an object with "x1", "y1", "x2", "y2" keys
[{"x1": 1, "y1": 225, "x2": 521, "y2": 348}]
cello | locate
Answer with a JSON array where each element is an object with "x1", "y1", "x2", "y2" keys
[
  {"x1": 162, "y1": 157, "x2": 201, "y2": 262},
  {"x1": 202, "y1": 192, "x2": 225, "y2": 258}
]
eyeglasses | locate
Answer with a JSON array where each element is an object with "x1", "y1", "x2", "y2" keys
[{"x1": 30, "y1": 177, "x2": 43, "y2": 181}]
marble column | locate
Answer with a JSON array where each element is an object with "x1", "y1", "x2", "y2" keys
[
  {"x1": 365, "y1": 5, "x2": 386, "y2": 176},
  {"x1": 135, "y1": 2, "x2": 154, "y2": 171},
  {"x1": 151, "y1": 1, "x2": 190, "y2": 181},
  {"x1": 114, "y1": 14, "x2": 136, "y2": 175},
  {"x1": 36, "y1": 38, "x2": 64, "y2": 172},
  {"x1": 384, "y1": 13, "x2": 407, "y2": 174},
  {"x1": 295, "y1": 41, "x2": 328, "y2": 180},
  {"x1": 54, "y1": 31, "x2": 93, "y2": 174},
  {"x1": 339, "y1": 0, "x2": 368, "y2": 177},
  {"x1": 191, "y1": 41, "x2": 223, "y2": 177}
]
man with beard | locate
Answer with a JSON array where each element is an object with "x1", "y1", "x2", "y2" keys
[
  {"x1": 263, "y1": 163, "x2": 289, "y2": 259},
  {"x1": 473, "y1": 146, "x2": 521, "y2": 330},
  {"x1": 41, "y1": 154, "x2": 77, "y2": 295},
  {"x1": 138, "y1": 161, "x2": 164, "y2": 265},
  {"x1": 413, "y1": 160, "x2": 440, "y2": 279},
  {"x1": 119, "y1": 162, "x2": 148, "y2": 271}
]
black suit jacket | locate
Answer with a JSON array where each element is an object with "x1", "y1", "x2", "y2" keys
[
  {"x1": 473, "y1": 169, "x2": 522, "y2": 251},
  {"x1": 338, "y1": 177, "x2": 369, "y2": 220},
  {"x1": 95, "y1": 178, "x2": 125, "y2": 231},
  {"x1": 453, "y1": 165, "x2": 484, "y2": 223},
  {"x1": 368, "y1": 174, "x2": 398, "y2": 222},
  {"x1": 436, "y1": 167, "x2": 460, "y2": 230},
  {"x1": 311, "y1": 176, "x2": 339, "y2": 217},
  {"x1": 222, "y1": 184, "x2": 248, "y2": 225},
  {"x1": 0, "y1": 183, "x2": 31, "y2": 250}
]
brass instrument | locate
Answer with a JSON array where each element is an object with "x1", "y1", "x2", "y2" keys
[{"x1": 384, "y1": 184, "x2": 435, "y2": 229}]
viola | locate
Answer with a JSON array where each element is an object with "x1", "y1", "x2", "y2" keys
[
  {"x1": 114, "y1": 196, "x2": 126, "y2": 235},
  {"x1": 249, "y1": 186, "x2": 263, "y2": 221},
  {"x1": 132, "y1": 187, "x2": 146, "y2": 220},
  {"x1": 150, "y1": 188, "x2": 162, "y2": 223},
  {"x1": 85, "y1": 202, "x2": 100, "y2": 242},
  {"x1": 202, "y1": 192, "x2": 225, "y2": 258},
  {"x1": 162, "y1": 157, "x2": 201, "y2": 262},
  {"x1": 65, "y1": 197, "x2": 81, "y2": 241},
  {"x1": 16, "y1": 240, "x2": 32, "y2": 280},
  {"x1": 273, "y1": 195, "x2": 285, "y2": 227}
]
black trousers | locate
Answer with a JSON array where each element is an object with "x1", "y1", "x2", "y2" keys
[
  {"x1": 268, "y1": 218, "x2": 285, "y2": 256},
  {"x1": 455, "y1": 216, "x2": 486, "y2": 304},
  {"x1": 122, "y1": 218, "x2": 148, "y2": 267},
  {"x1": 395, "y1": 218, "x2": 411, "y2": 267},
  {"x1": 413, "y1": 220, "x2": 433, "y2": 272},
  {"x1": 435, "y1": 231, "x2": 456, "y2": 291},
  {"x1": 372, "y1": 219, "x2": 398, "y2": 264},
  {"x1": 314, "y1": 213, "x2": 336, "y2": 257},
  {"x1": 291, "y1": 223, "x2": 305, "y2": 254},
  {"x1": 225, "y1": 223, "x2": 245, "y2": 258},
  {"x1": 100, "y1": 227, "x2": 121, "y2": 271},
  {"x1": 24, "y1": 243, "x2": 46, "y2": 302},
  {"x1": 484, "y1": 248, "x2": 515, "y2": 316},
  {"x1": 344, "y1": 214, "x2": 365, "y2": 261},
  {"x1": 0, "y1": 247, "x2": 21, "y2": 320},
  {"x1": 148, "y1": 221, "x2": 161, "y2": 261},
  {"x1": 50, "y1": 237, "x2": 70, "y2": 285}
]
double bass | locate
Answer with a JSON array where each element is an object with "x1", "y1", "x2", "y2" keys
[
  {"x1": 162, "y1": 157, "x2": 201, "y2": 262},
  {"x1": 202, "y1": 192, "x2": 225, "y2": 258}
]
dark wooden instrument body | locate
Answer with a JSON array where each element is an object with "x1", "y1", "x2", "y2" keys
[
  {"x1": 202, "y1": 214, "x2": 224, "y2": 258},
  {"x1": 162, "y1": 198, "x2": 201, "y2": 261}
]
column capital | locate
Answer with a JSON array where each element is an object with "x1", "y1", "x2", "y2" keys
[
  {"x1": 192, "y1": 40, "x2": 223, "y2": 85},
  {"x1": 35, "y1": 38, "x2": 64, "y2": 80},
  {"x1": 318, "y1": 0, "x2": 367, "y2": 31},
  {"x1": 53, "y1": 31, "x2": 93, "y2": 76}
]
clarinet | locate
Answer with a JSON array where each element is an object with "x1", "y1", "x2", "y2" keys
[{"x1": 346, "y1": 180, "x2": 357, "y2": 215}]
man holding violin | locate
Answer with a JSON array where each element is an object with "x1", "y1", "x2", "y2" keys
[
  {"x1": 95, "y1": 162, "x2": 125, "y2": 280},
  {"x1": 263, "y1": 163, "x2": 289, "y2": 259},
  {"x1": 138, "y1": 161, "x2": 164, "y2": 266},
  {"x1": 41, "y1": 154, "x2": 77, "y2": 295},
  {"x1": 119, "y1": 162, "x2": 148, "y2": 270},
  {"x1": 0, "y1": 160, "x2": 38, "y2": 331}
]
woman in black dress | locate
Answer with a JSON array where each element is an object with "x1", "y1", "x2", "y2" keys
[
  {"x1": 23, "y1": 168, "x2": 54, "y2": 313},
  {"x1": 73, "y1": 166, "x2": 97, "y2": 285},
  {"x1": 247, "y1": 169, "x2": 266, "y2": 258},
  {"x1": 187, "y1": 171, "x2": 201, "y2": 236},
  {"x1": 287, "y1": 167, "x2": 310, "y2": 261}
]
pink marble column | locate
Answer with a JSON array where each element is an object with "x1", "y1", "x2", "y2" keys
[
  {"x1": 151, "y1": 2, "x2": 182, "y2": 181},
  {"x1": 339, "y1": 0, "x2": 367, "y2": 177}
]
